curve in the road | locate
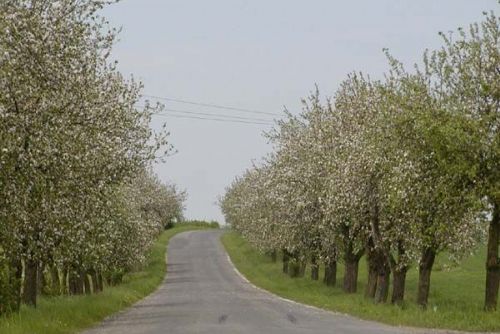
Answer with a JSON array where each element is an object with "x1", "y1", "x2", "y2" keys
[{"x1": 84, "y1": 230, "x2": 430, "y2": 334}]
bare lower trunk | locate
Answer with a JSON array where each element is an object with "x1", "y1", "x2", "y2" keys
[
  {"x1": 289, "y1": 258, "x2": 301, "y2": 278},
  {"x1": 311, "y1": 266, "x2": 319, "y2": 280},
  {"x1": 288, "y1": 251, "x2": 305, "y2": 278},
  {"x1": 485, "y1": 201, "x2": 499, "y2": 311},
  {"x1": 282, "y1": 250, "x2": 290, "y2": 274},
  {"x1": 343, "y1": 260, "x2": 359, "y2": 293},
  {"x1": 289, "y1": 263, "x2": 300, "y2": 277},
  {"x1": 298, "y1": 260, "x2": 306, "y2": 278},
  {"x1": 22, "y1": 259, "x2": 38, "y2": 307},
  {"x1": 68, "y1": 267, "x2": 84, "y2": 295},
  {"x1": 84, "y1": 272, "x2": 91, "y2": 295},
  {"x1": 374, "y1": 261, "x2": 390, "y2": 304},
  {"x1": 9, "y1": 258, "x2": 22, "y2": 312},
  {"x1": 105, "y1": 272, "x2": 112, "y2": 286},
  {"x1": 77, "y1": 270, "x2": 85, "y2": 293},
  {"x1": 61, "y1": 267, "x2": 68, "y2": 295},
  {"x1": 369, "y1": 199, "x2": 393, "y2": 303},
  {"x1": 343, "y1": 241, "x2": 363, "y2": 293},
  {"x1": 365, "y1": 266, "x2": 377, "y2": 299},
  {"x1": 90, "y1": 269, "x2": 99, "y2": 293},
  {"x1": 311, "y1": 256, "x2": 319, "y2": 281},
  {"x1": 365, "y1": 238, "x2": 378, "y2": 299},
  {"x1": 37, "y1": 263, "x2": 47, "y2": 295},
  {"x1": 417, "y1": 248, "x2": 436, "y2": 308},
  {"x1": 68, "y1": 271, "x2": 77, "y2": 295},
  {"x1": 50, "y1": 265, "x2": 60, "y2": 294},
  {"x1": 391, "y1": 267, "x2": 408, "y2": 305},
  {"x1": 97, "y1": 272, "x2": 104, "y2": 292},
  {"x1": 323, "y1": 259, "x2": 337, "y2": 286}
]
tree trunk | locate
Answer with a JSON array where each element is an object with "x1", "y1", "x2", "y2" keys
[
  {"x1": 342, "y1": 233, "x2": 364, "y2": 293},
  {"x1": 289, "y1": 258, "x2": 301, "y2": 278},
  {"x1": 485, "y1": 201, "x2": 499, "y2": 311},
  {"x1": 374, "y1": 262, "x2": 390, "y2": 304},
  {"x1": 68, "y1": 267, "x2": 84, "y2": 295},
  {"x1": 97, "y1": 272, "x2": 104, "y2": 292},
  {"x1": 22, "y1": 259, "x2": 38, "y2": 307},
  {"x1": 68, "y1": 270, "x2": 77, "y2": 295},
  {"x1": 289, "y1": 263, "x2": 300, "y2": 277},
  {"x1": 343, "y1": 241, "x2": 363, "y2": 294},
  {"x1": 282, "y1": 250, "x2": 289, "y2": 274},
  {"x1": 50, "y1": 265, "x2": 60, "y2": 294},
  {"x1": 9, "y1": 258, "x2": 23, "y2": 312},
  {"x1": 298, "y1": 260, "x2": 306, "y2": 278},
  {"x1": 417, "y1": 247, "x2": 436, "y2": 308},
  {"x1": 369, "y1": 198, "x2": 395, "y2": 303},
  {"x1": 83, "y1": 272, "x2": 91, "y2": 295},
  {"x1": 323, "y1": 259, "x2": 337, "y2": 287},
  {"x1": 373, "y1": 248, "x2": 391, "y2": 304},
  {"x1": 77, "y1": 270, "x2": 85, "y2": 293},
  {"x1": 365, "y1": 266, "x2": 377, "y2": 299},
  {"x1": 91, "y1": 271, "x2": 99, "y2": 293},
  {"x1": 391, "y1": 266, "x2": 408, "y2": 305},
  {"x1": 365, "y1": 238, "x2": 378, "y2": 299},
  {"x1": 311, "y1": 256, "x2": 319, "y2": 281},
  {"x1": 105, "y1": 272, "x2": 113, "y2": 286},
  {"x1": 37, "y1": 263, "x2": 46, "y2": 295},
  {"x1": 343, "y1": 260, "x2": 359, "y2": 293},
  {"x1": 61, "y1": 267, "x2": 68, "y2": 295}
]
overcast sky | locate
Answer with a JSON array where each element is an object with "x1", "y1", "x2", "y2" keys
[{"x1": 103, "y1": 0, "x2": 497, "y2": 223}]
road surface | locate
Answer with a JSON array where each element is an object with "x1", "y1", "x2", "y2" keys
[{"x1": 84, "y1": 230, "x2": 428, "y2": 334}]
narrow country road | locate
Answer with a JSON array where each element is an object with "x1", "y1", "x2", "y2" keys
[{"x1": 84, "y1": 230, "x2": 423, "y2": 334}]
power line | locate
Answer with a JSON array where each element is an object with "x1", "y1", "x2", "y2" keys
[
  {"x1": 141, "y1": 94, "x2": 281, "y2": 117},
  {"x1": 162, "y1": 108, "x2": 274, "y2": 123},
  {"x1": 136, "y1": 104, "x2": 275, "y2": 123},
  {"x1": 151, "y1": 112, "x2": 273, "y2": 126}
]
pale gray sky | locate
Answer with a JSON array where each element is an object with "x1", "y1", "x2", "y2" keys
[{"x1": 103, "y1": 0, "x2": 497, "y2": 223}]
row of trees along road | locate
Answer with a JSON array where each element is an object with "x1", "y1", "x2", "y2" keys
[
  {"x1": 0, "y1": 0, "x2": 186, "y2": 314},
  {"x1": 221, "y1": 12, "x2": 499, "y2": 310}
]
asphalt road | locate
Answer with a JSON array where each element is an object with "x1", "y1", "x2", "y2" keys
[{"x1": 84, "y1": 230, "x2": 428, "y2": 334}]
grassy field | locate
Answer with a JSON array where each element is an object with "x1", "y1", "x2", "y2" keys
[
  {"x1": 0, "y1": 223, "x2": 215, "y2": 334},
  {"x1": 222, "y1": 231, "x2": 500, "y2": 332}
]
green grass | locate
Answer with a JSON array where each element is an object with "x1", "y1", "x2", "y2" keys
[
  {"x1": 0, "y1": 223, "x2": 215, "y2": 334},
  {"x1": 222, "y1": 231, "x2": 500, "y2": 332}
]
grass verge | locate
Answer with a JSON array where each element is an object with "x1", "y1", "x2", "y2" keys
[
  {"x1": 0, "y1": 223, "x2": 214, "y2": 334},
  {"x1": 222, "y1": 231, "x2": 500, "y2": 332}
]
